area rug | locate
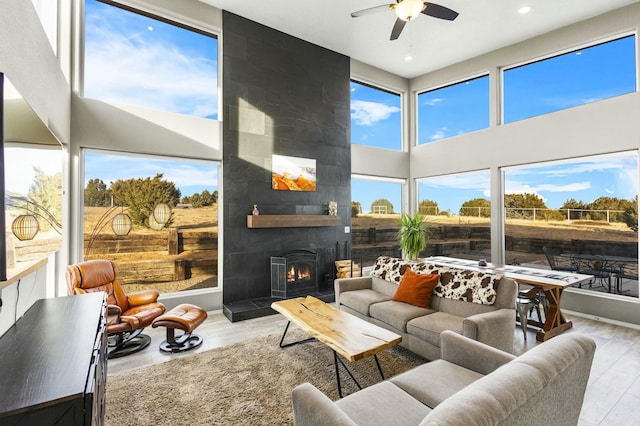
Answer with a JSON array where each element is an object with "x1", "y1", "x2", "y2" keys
[{"x1": 105, "y1": 329, "x2": 426, "y2": 426}]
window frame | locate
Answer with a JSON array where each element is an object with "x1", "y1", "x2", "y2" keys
[{"x1": 80, "y1": 147, "x2": 222, "y2": 295}]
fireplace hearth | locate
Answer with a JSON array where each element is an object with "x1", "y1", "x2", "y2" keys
[{"x1": 271, "y1": 249, "x2": 318, "y2": 299}]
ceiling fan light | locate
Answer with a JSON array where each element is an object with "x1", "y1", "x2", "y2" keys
[{"x1": 395, "y1": 0, "x2": 425, "y2": 21}]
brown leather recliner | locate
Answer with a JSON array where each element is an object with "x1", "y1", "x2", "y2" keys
[{"x1": 66, "y1": 259, "x2": 165, "y2": 358}]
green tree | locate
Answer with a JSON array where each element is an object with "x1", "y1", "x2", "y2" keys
[
  {"x1": 28, "y1": 167, "x2": 62, "y2": 231},
  {"x1": 84, "y1": 178, "x2": 109, "y2": 207},
  {"x1": 460, "y1": 198, "x2": 490, "y2": 217},
  {"x1": 370, "y1": 198, "x2": 394, "y2": 214},
  {"x1": 351, "y1": 201, "x2": 362, "y2": 218},
  {"x1": 418, "y1": 199, "x2": 438, "y2": 215},
  {"x1": 622, "y1": 196, "x2": 638, "y2": 232},
  {"x1": 560, "y1": 198, "x2": 589, "y2": 220},
  {"x1": 189, "y1": 193, "x2": 202, "y2": 208},
  {"x1": 110, "y1": 173, "x2": 181, "y2": 227},
  {"x1": 504, "y1": 192, "x2": 558, "y2": 220},
  {"x1": 200, "y1": 190, "x2": 215, "y2": 206},
  {"x1": 588, "y1": 196, "x2": 630, "y2": 222}
]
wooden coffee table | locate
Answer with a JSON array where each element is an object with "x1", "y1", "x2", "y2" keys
[{"x1": 271, "y1": 295, "x2": 402, "y2": 397}]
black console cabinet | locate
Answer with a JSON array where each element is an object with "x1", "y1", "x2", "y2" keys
[{"x1": 0, "y1": 293, "x2": 108, "y2": 425}]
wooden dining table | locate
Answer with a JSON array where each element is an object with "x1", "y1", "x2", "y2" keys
[{"x1": 424, "y1": 256, "x2": 594, "y2": 342}]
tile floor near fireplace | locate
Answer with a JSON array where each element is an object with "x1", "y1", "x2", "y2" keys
[{"x1": 222, "y1": 289, "x2": 335, "y2": 322}]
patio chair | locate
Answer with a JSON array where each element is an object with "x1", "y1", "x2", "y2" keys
[{"x1": 542, "y1": 246, "x2": 578, "y2": 272}]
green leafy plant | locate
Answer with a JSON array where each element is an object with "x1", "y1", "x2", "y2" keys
[{"x1": 396, "y1": 212, "x2": 432, "y2": 260}]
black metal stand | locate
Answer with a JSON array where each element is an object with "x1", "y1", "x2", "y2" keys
[
  {"x1": 278, "y1": 321, "x2": 316, "y2": 348},
  {"x1": 333, "y1": 351, "x2": 384, "y2": 398},
  {"x1": 277, "y1": 321, "x2": 385, "y2": 398}
]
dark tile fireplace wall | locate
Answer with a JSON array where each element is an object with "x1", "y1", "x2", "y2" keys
[{"x1": 222, "y1": 12, "x2": 352, "y2": 309}]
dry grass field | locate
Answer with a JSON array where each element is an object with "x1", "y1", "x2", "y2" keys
[
  {"x1": 84, "y1": 204, "x2": 218, "y2": 236},
  {"x1": 353, "y1": 214, "x2": 637, "y2": 243}
]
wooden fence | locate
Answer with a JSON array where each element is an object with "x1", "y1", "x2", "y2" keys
[{"x1": 84, "y1": 229, "x2": 217, "y2": 284}]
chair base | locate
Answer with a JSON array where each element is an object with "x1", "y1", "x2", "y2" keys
[
  {"x1": 159, "y1": 330, "x2": 203, "y2": 353},
  {"x1": 108, "y1": 333, "x2": 151, "y2": 359}
]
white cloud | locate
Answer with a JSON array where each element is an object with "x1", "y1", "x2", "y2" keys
[
  {"x1": 504, "y1": 181, "x2": 591, "y2": 197},
  {"x1": 351, "y1": 100, "x2": 400, "y2": 126},
  {"x1": 428, "y1": 128, "x2": 448, "y2": 141},
  {"x1": 423, "y1": 97, "x2": 443, "y2": 107},
  {"x1": 84, "y1": 6, "x2": 218, "y2": 118},
  {"x1": 420, "y1": 171, "x2": 490, "y2": 191}
]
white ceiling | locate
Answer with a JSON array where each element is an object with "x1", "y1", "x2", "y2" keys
[{"x1": 198, "y1": 0, "x2": 639, "y2": 79}]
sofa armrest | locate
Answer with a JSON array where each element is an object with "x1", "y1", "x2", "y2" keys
[
  {"x1": 292, "y1": 383, "x2": 356, "y2": 426},
  {"x1": 334, "y1": 277, "x2": 374, "y2": 305},
  {"x1": 440, "y1": 330, "x2": 516, "y2": 376},
  {"x1": 463, "y1": 308, "x2": 516, "y2": 353}
]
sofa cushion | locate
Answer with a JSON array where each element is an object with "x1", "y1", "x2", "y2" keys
[
  {"x1": 406, "y1": 312, "x2": 464, "y2": 347},
  {"x1": 339, "y1": 289, "x2": 392, "y2": 316},
  {"x1": 371, "y1": 256, "x2": 415, "y2": 285},
  {"x1": 390, "y1": 359, "x2": 484, "y2": 408},
  {"x1": 369, "y1": 300, "x2": 434, "y2": 333},
  {"x1": 373, "y1": 257, "x2": 500, "y2": 305},
  {"x1": 335, "y1": 381, "x2": 431, "y2": 425},
  {"x1": 432, "y1": 267, "x2": 499, "y2": 305},
  {"x1": 393, "y1": 270, "x2": 440, "y2": 308}
]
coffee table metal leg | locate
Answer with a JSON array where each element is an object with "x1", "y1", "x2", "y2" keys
[
  {"x1": 374, "y1": 354, "x2": 384, "y2": 380},
  {"x1": 333, "y1": 350, "x2": 365, "y2": 398},
  {"x1": 278, "y1": 321, "x2": 315, "y2": 348}
]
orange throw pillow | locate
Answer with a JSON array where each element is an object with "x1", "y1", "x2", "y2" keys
[{"x1": 393, "y1": 269, "x2": 439, "y2": 308}]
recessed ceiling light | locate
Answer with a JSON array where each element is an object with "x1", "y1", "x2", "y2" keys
[{"x1": 519, "y1": 6, "x2": 531, "y2": 15}]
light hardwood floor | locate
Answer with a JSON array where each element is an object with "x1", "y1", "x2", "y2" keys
[{"x1": 108, "y1": 310, "x2": 640, "y2": 425}]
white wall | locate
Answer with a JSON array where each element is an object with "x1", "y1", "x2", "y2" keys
[
  {"x1": 0, "y1": 1, "x2": 70, "y2": 331},
  {"x1": 0, "y1": 263, "x2": 50, "y2": 336}
]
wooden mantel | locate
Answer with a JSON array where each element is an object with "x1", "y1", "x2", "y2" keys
[{"x1": 247, "y1": 215, "x2": 341, "y2": 228}]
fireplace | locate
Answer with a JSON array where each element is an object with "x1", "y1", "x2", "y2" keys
[{"x1": 270, "y1": 249, "x2": 318, "y2": 299}]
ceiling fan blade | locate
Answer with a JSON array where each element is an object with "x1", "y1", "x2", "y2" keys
[
  {"x1": 351, "y1": 4, "x2": 394, "y2": 18},
  {"x1": 422, "y1": 2, "x2": 459, "y2": 21},
  {"x1": 390, "y1": 18, "x2": 407, "y2": 40}
]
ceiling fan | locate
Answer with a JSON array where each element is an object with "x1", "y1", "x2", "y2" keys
[{"x1": 351, "y1": 0, "x2": 459, "y2": 40}]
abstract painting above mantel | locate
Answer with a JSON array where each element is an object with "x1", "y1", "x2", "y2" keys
[{"x1": 272, "y1": 154, "x2": 316, "y2": 191}]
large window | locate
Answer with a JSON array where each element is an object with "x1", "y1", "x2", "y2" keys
[
  {"x1": 83, "y1": 150, "x2": 219, "y2": 294},
  {"x1": 417, "y1": 75, "x2": 489, "y2": 145},
  {"x1": 417, "y1": 170, "x2": 491, "y2": 261},
  {"x1": 503, "y1": 35, "x2": 636, "y2": 123},
  {"x1": 350, "y1": 81, "x2": 402, "y2": 150},
  {"x1": 351, "y1": 176, "x2": 404, "y2": 265},
  {"x1": 84, "y1": 0, "x2": 218, "y2": 119},
  {"x1": 503, "y1": 152, "x2": 638, "y2": 298}
]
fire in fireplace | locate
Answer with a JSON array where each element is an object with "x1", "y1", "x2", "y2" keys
[{"x1": 271, "y1": 249, "x2": 318, "y2": 299}]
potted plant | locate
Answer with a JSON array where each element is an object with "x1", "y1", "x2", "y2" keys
[{"x1": 396, "y1": 212, "x2": 432, "y2": 260}]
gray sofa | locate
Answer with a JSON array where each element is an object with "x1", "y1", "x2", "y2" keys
[
  {"x1": 335, "y1": 257, "x2": 518, "y2": 360},
  {"x1": 292, "y1": 330, "x2": 596, "y2": 426}
]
